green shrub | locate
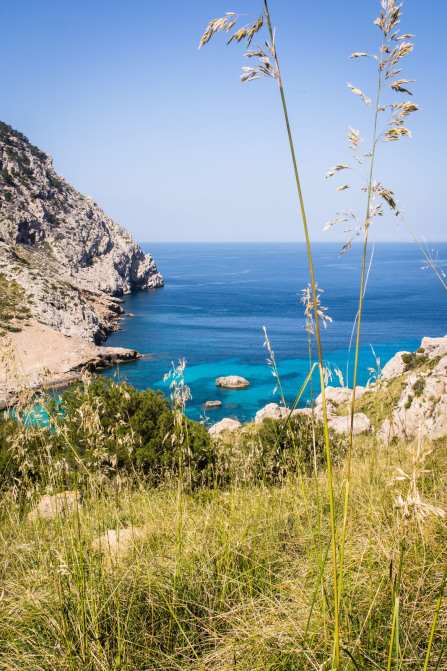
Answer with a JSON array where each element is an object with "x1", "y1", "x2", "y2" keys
[
  {"x1": 0, "y1": 378, "x2": 214, "y2": 492},
  {"x1": 402, "y1": 352, "x2": 428, "y2": 372},
  {"x1": 412, "y1": 377, "x2": 426, "y2": 398},
  {"x1": 256, "y1": 414, "x2": 347, "y2": 479},
  {"x1": 0, "y1": 414, "x2": 21, "y2": 485},
  {"x1": 217, "y1": 414, "x2": 348, "y2": 486},
  {"x1": 57, "y1": 377, "x2": 214, "y2": 487},
  {"x1": 1, "y1": 168, "x2": 14, "y2": 185},
  {"x1": 405, "y1": 395, "x2": 413, "y2": 410}
]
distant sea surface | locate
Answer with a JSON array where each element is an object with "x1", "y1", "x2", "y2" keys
[{"x1": 101, "y1": 243, "x2": 447, "y2": 423}]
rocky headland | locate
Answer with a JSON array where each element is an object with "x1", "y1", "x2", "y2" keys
[{"x1": 0, "y1": 121, "x2": 162, "y2": 407}]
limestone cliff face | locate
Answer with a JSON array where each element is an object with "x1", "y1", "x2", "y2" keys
[{"x1": 0, "y1": 121, "x2": 163, "y2": 342}]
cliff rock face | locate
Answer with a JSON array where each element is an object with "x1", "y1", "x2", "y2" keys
[
  {"x1": 0, "y1": 121, "x2": 162, "y2": 343},
  {"x1": 378, "y1": 337, "x2": 447, "y2": 442}
]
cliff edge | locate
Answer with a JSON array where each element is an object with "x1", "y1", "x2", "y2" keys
[
  {"x1": 0, "y1": 120, "x2": 163, "y2": 344},
  {"x1": 0, "y1": 121, "x2": 163, "y2": 405}
]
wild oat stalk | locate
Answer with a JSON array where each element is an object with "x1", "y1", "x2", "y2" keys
[
  {"x1": 200, "y1": 4, "x2": 341, "y2": 666},
  {"x1": 164, "y1": 359, "x2": 192, "y2": 571},
  {"x1": 325, "y1": 0, "x2": 418, "y2": 630}
]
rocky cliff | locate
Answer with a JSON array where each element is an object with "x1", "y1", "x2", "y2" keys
[{"x1": 0, "y1": 121, "x2": 163, "y2": 343}]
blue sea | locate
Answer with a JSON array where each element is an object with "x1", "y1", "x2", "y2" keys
[{"x1": 100, "y1": 243, "x2": 447, "y2": 424}]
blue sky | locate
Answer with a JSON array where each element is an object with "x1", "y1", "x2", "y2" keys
[{"x1": 1, "y1": 0, "x2": 445, "y2": 243}]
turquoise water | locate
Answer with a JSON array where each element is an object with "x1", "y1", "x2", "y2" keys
[{"x1": 100, "y1": 243, "x2": 447, "y2": 423}]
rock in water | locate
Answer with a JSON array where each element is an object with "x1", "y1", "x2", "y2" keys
[
  {"x1": 216, "y1": 376, "x2": 250, "y2": 389},
  {"x1": 0, "y1": 120, "x2": 163, "y2": 344},
  {"x1": 205, "y1": 400, "x2": 222, "y2": 408}
]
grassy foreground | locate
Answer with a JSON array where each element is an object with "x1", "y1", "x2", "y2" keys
[{"x1": 0, "y1": 410, "x2": 446, "y2": 670}]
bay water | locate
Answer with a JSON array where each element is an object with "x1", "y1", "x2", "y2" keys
[{"x1": 101, "y1": 242, "x2": 447, "y2": 424}]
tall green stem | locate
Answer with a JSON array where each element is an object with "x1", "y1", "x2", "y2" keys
[
  {"x1": 338, "y1": 31, "x2": 387, "y2": 607},
  {"x1": 422, "y1": 558, "x2": 447, "y2": 671},
  {"x1": 262, "y1": 1, "x2": 340, "y2": 666}
]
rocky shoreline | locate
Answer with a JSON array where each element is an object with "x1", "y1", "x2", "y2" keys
[
  {"x1": 208, "y1": 335, "x2": 447, "y2": 443},
  {"x1": 0, "y1": 321, "x2": 143, "y2": 410}
]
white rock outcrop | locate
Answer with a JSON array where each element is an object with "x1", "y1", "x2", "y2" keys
[
  {"x1": 378, "y1": 360, "x2": 447, "y2": 442},
  {"x1": 28, "y1": 491, "x2": 81, "y2": 521},
  {"x1": 381, "y1": 352, "x2": 410, "y2": 379},
  {"x1": 420, "y1": 336, "x2": 447, "y2": 359},
  {"x1": 255, "y1": 403, "x2": 288, "y2": 423},
  {"x1": 315, "y1": 386, "x2": 367, "y2": 406},
  {"x1": 328, "y1": 413, "x2": 373, "y2": 436},
  {"x1": 209, "y1": 418, "x2": 242, "y2": 437}
]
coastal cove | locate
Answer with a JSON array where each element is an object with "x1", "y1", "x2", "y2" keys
[{"x1": 100, "y1": 242, "x2": 447, "y2": 424}]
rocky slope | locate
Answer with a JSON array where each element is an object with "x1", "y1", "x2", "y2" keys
[
  {"x1": 0, "y1": 121, "x2": 162, "y2": 343},
  {"x1": 0, "y1": 121, "x2": 163, "y2": 404},
  {"x1": 376, "y1": 337, "x2": 447, "y2": 442},
  {"x1": 0, "y1": 321, "x2": 143, "y2": 409}
]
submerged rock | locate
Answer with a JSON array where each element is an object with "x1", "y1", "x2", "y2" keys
[{"x1": 216, "y1": 376, "x2": 250, "y2": 389}]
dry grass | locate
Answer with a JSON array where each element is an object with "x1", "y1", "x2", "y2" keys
[{"x1": 0, "y1": 416, "x2": 446, "y2": 670}]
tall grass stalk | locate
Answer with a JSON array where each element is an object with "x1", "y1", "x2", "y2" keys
[
  {"x1": 324, "y1": 0, "x2": 419, "y2": 647},
  {"x1": 200, "y1": 3, "x2": 341, "y2": 665}
]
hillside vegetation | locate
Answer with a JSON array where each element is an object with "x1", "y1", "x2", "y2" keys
[{"x1": 0, "y1": 363, "x2": 445, "y2": 671}]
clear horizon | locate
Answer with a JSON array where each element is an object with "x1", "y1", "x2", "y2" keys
[{"x1": 1, "y1": 0, "x2": 445, "y2": 244}]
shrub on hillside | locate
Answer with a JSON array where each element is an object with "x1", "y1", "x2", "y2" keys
[
  {"x1": 0, "y1": 378, "x2": 214, "y2": 493},
  {"x1": 215, "y1": 413, "x2": 347, "y2": 485},
  {"x1": 57, "y1": 377, "x2": 214, "y2": 487},
  {"x1": 256, "y1": 414, "x2": 347, "y2": 479},
  {"x1": 0, "y1": 414, "x2": 21, "y2": 485}
]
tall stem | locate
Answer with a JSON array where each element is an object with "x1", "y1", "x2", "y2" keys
[
  {"x1": 338, "y1": 32, "x2": 387, "y2": 606},
  {"x1": 263, "y1": 1, "x2": 340, "y2": 666},
  {"x1": 423, "y1": 558, "x2": 447, "y2": 671}
]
